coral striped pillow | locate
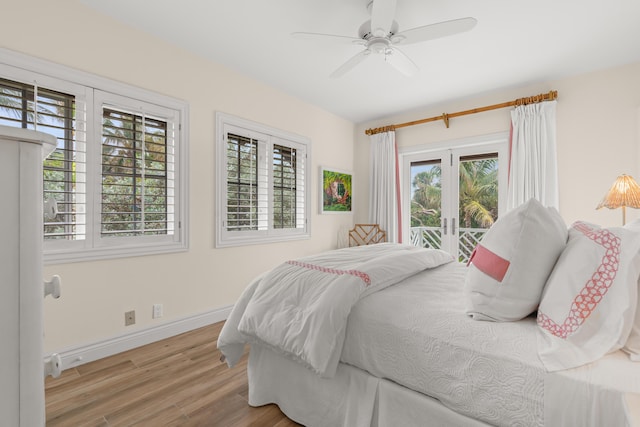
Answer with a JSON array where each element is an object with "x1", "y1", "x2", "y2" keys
[{"x1": 537, "y1": 221, "x2": 640, "y2": 371}]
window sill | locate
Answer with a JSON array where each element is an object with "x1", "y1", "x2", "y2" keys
[{"x1": 44, "y1": 242, "x2": 188, "y2": 265}]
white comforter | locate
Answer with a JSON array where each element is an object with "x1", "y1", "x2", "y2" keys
[{"x1": 217, "y1": 243, "x2": 453, "y2": 377}]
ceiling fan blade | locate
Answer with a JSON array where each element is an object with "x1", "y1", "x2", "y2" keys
[
  {"x1": 330, "y1": 49, "x2": 371, "y2": 78},
  {"x1": 370, "y1": 0, "x2": 397, "y2": 38},
  {"x1": 385, "y1": 47, "x2": 418, "y2": 76},
  {"x1": 392, "y1": 17, "x2": 477, "y2": 45},
  {"x1": 291, "y1": 32, "x2": 365, "y2": 45}
]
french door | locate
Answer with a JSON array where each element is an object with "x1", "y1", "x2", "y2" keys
[{"x1": 401, "y1": 136, "x2": 508, "y2": 262}]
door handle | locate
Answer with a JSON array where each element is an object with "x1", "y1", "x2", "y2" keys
[
  {"x1": 44, "y1": 275, "x2": 61, "y2": 299},
  {"x1": 451, "y1": 218, "x2": 456, "y2": 235},
  {"x1": 442, "y1": 218, "x2": 447, "y2": 235}
]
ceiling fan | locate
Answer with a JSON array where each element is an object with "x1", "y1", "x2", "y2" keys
[{"x1": 292, "y1": 0, "x2": 477, "y2": 78}]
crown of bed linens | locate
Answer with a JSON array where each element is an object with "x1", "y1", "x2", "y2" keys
[
  {"x1": 464, "y1": 198, "x2": 568, "y2": 322},
  {"x1": 537, "y1": 221, "x2": 640, "y2": 371},
  {"x1": 623, "y1": 218, "x2": 640, "y2": 361},
  {"x1": 218, "y1": 243, "x2": 453, "y2": 377}
]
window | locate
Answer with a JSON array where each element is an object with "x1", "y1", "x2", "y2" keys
[
  {"x1": 401, "y1": 134, "x2": 508, "y2": 263},
  {"x1": 0, "y1": 50, "x2": 188, "y2": 263},
  {"x1": 0, "y1": 77, "x2": 86, "y2": 242},
  {"x1": 96, "y1": 92, "x2": 180, "y2": 246},
  {"x1": 101, "y1": 107, "x2": 171, "y2": 237},
  {"x1": 216, "y1": 113, "x2": 310, "y2": 247}
]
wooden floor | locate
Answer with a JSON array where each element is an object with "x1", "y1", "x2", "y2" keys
[{"x1": 45, "y1": 321, "x2": 301, "y2": 426}]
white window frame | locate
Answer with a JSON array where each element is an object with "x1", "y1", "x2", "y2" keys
[
  {"x1": 0, "y1": 48, "x2": 189, "y2": 264},
  {"x1": 215, "y1": 112, "x2": 311, "y2": 247}
]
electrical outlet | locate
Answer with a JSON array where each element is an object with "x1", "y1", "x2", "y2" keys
[
  {"x1": 125, "y1": 310, "x2": 135, "y2": 326},
  {"x1": 153, "y1": 304, "x2": 163, "y2": 319}
]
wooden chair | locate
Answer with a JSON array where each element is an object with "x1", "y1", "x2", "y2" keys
[{"x1": 348, "y1": 224, "x2": 386, "y2": 247}]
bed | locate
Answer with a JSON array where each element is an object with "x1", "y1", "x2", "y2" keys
[{"x1": 218, "y1": 202, "x2": 640, "y2": 426}]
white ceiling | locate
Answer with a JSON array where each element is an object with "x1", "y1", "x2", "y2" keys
[{"x1": 81, "y1": 0, "x2": 640, "y2": 123}]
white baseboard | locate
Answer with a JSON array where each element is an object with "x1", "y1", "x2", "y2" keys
[{"x1": 47, "y1": 305, "x2": 232, "y2": 371}]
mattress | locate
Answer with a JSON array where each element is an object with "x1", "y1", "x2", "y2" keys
[{"x1": 340, "y1": 261, "x2": 545, "y2": 427}]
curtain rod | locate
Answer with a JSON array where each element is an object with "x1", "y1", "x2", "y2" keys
[{"x1": 364, "y1": 90, "x2": 558, "y2": 135}]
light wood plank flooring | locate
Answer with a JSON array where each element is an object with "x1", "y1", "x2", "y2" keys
[{"x1": 45, "y1": 321, "x2": 301, "y2": 426}]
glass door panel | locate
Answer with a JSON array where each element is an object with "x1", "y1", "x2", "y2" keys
[
  {"x1": 457, "y1": 153, "x2": 500, "y2": 262},
  {"x1": 410, "y1": 159, "x2": 443, "y2": 250}
]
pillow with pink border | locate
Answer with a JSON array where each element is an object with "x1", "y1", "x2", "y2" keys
[
  {"x1": 537, "y1": 221, "x2": 640, "y2": 371},
  {"x1": 623, "y1": 218, "x2": 640, "y2": 361}
]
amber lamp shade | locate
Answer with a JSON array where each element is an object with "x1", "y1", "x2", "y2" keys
[{"x1": 596, "y1": 174, "x2": 640, "y2": 225}]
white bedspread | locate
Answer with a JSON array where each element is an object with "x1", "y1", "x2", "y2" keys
[
  {"x1": 341, "y1": 261, "x2": 545, "y2": 427},
  {"x1": 341, "y1": 261, "x2": 640, "y2": 426},
  {"x1": 218, "y1": 243, "x2": 452, "y2": 377}
]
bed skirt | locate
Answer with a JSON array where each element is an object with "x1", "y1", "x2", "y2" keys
[{"x1": 248, "y1": 344, "x2": 491, "y2": 427}]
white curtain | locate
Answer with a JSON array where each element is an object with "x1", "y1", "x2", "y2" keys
[
  {"x1": 507, "y1": 100, "x2": 559, "y2": 210},
  {"x1": 369, "y1": 130, "x2": 402, "y2": 243}
]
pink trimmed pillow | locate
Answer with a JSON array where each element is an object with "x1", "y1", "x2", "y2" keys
[
  {"x1": 464, "y1": 198, "x2": 568, "y2": 321},
  {"x1": 623, "y1": 219, "x2": 640, "y2": 361},
  {"x1": 537, "y1": 221, "x2": 640, "y2": 371}
]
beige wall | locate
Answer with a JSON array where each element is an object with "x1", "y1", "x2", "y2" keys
[
  {"x1": 1, "y1": 0, "x2": 356, "y2": 353},
  {"x1": 355, "y1": 62, "x2": 640, "y2": 230},
  {"x1": 5, "y1": 0, "x2": 640, "y2": 355}
]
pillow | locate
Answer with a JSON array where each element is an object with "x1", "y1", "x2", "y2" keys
[
  {"x1": 537, "y1": 221, "x2": 640, "y2": 371},
  {"x1": 624, "y1": 218, "x2": 640, "y2": 232},
  {"x1": 464, "y1": 198, "x2": 568, "y2": 321},
  {"x1": 623, "y1": 219, "x2": 640, "y2": 361}
]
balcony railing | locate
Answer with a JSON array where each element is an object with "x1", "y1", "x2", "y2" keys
[{"x1": 409, "y1": 226, "x2": 488, "y2": 264}]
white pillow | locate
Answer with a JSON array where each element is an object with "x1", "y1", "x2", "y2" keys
[
  {"x1": 624, "y1": 218, "x2": 640, "y2": 232},
  {"x1": 537, "y1": 221, "x2": 640, "y2": 371},
  {"x1": 623, "y1": 219, "x2": 640, "y2": 361},
  {"x1": 465, "y1": 198, "x2": 567, "y2": 321}
]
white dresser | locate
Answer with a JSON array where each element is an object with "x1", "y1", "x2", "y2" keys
[{"x1": 0, "y1": 125, "x2": 57, "y2": 426}]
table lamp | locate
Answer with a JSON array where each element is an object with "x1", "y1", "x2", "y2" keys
[{"x1": 596, "y1": 174, "x2": 640, "y2": 225}]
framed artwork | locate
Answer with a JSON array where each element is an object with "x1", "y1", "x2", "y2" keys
[{"x1": 320, "y1": 166, "x2": 352, "y2": 214}]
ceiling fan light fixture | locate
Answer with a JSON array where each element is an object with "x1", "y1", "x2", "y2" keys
[{"x1": 369, "y1": 38, "x2": 391, "y2": 55}]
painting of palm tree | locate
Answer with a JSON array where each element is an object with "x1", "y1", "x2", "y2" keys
[{"x1": 321, "y1": 168, "x2": 352, "y2": 213}]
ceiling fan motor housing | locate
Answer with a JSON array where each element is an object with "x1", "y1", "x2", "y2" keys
[{"x1": 358, "y1": 19, "x2": 399, "y2": 42}]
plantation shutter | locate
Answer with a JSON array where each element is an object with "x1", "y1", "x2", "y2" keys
[
  {"x1": 101, "y1": 106, "x2": 173, "y2": 237},
  {"x1": 273, "y1": 144, "x2": 295, "y2": 228},
  {"x1": 225, "y1": 132, "x2": 268, "y2": 231},
  {"x1": 273, "y1": 139, "x2": 306, "y2": 230},
  {"x1": 0, "y1": 77, "x2": 86, "y2": 241}
]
